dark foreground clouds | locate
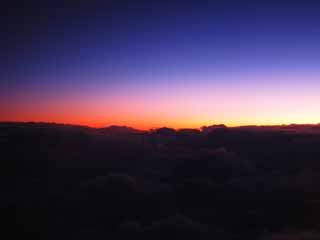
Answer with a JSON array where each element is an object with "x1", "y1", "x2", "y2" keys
[{"x1": 2, "y1": 122, "x2": 320, "y2": 239}]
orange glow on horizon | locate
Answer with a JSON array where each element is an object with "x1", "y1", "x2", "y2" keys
[
  {"x1": 2, "y1": 102, "x2": 320, "y2": 129},
  {"x1": 2, "y1": 73, "x2": 319, "y2": 130},
  {"x1": 1, "y1": 113, "x2": 319, "y2": 131}
]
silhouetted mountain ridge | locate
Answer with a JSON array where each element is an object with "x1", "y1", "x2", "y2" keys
[{"x1": 2, "y1": 121, "x2": 320, "y2": 134}]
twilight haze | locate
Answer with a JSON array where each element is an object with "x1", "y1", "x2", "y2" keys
[{"x1": 2, "y1": 1, "x2": 320, "y2": 129}]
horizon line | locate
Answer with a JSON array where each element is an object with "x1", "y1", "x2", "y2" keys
[{"x1": 1, "y1": 121, "x2": 320, "y2": 131}]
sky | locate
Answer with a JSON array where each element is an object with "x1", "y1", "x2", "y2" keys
[{"x1": 1, "y1": 0, "x2": 320, "y2": 129}]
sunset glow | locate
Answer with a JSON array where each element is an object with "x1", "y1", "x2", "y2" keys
[{"x1": 4, "y1": 74, "x2": 320, "y2": 130}]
